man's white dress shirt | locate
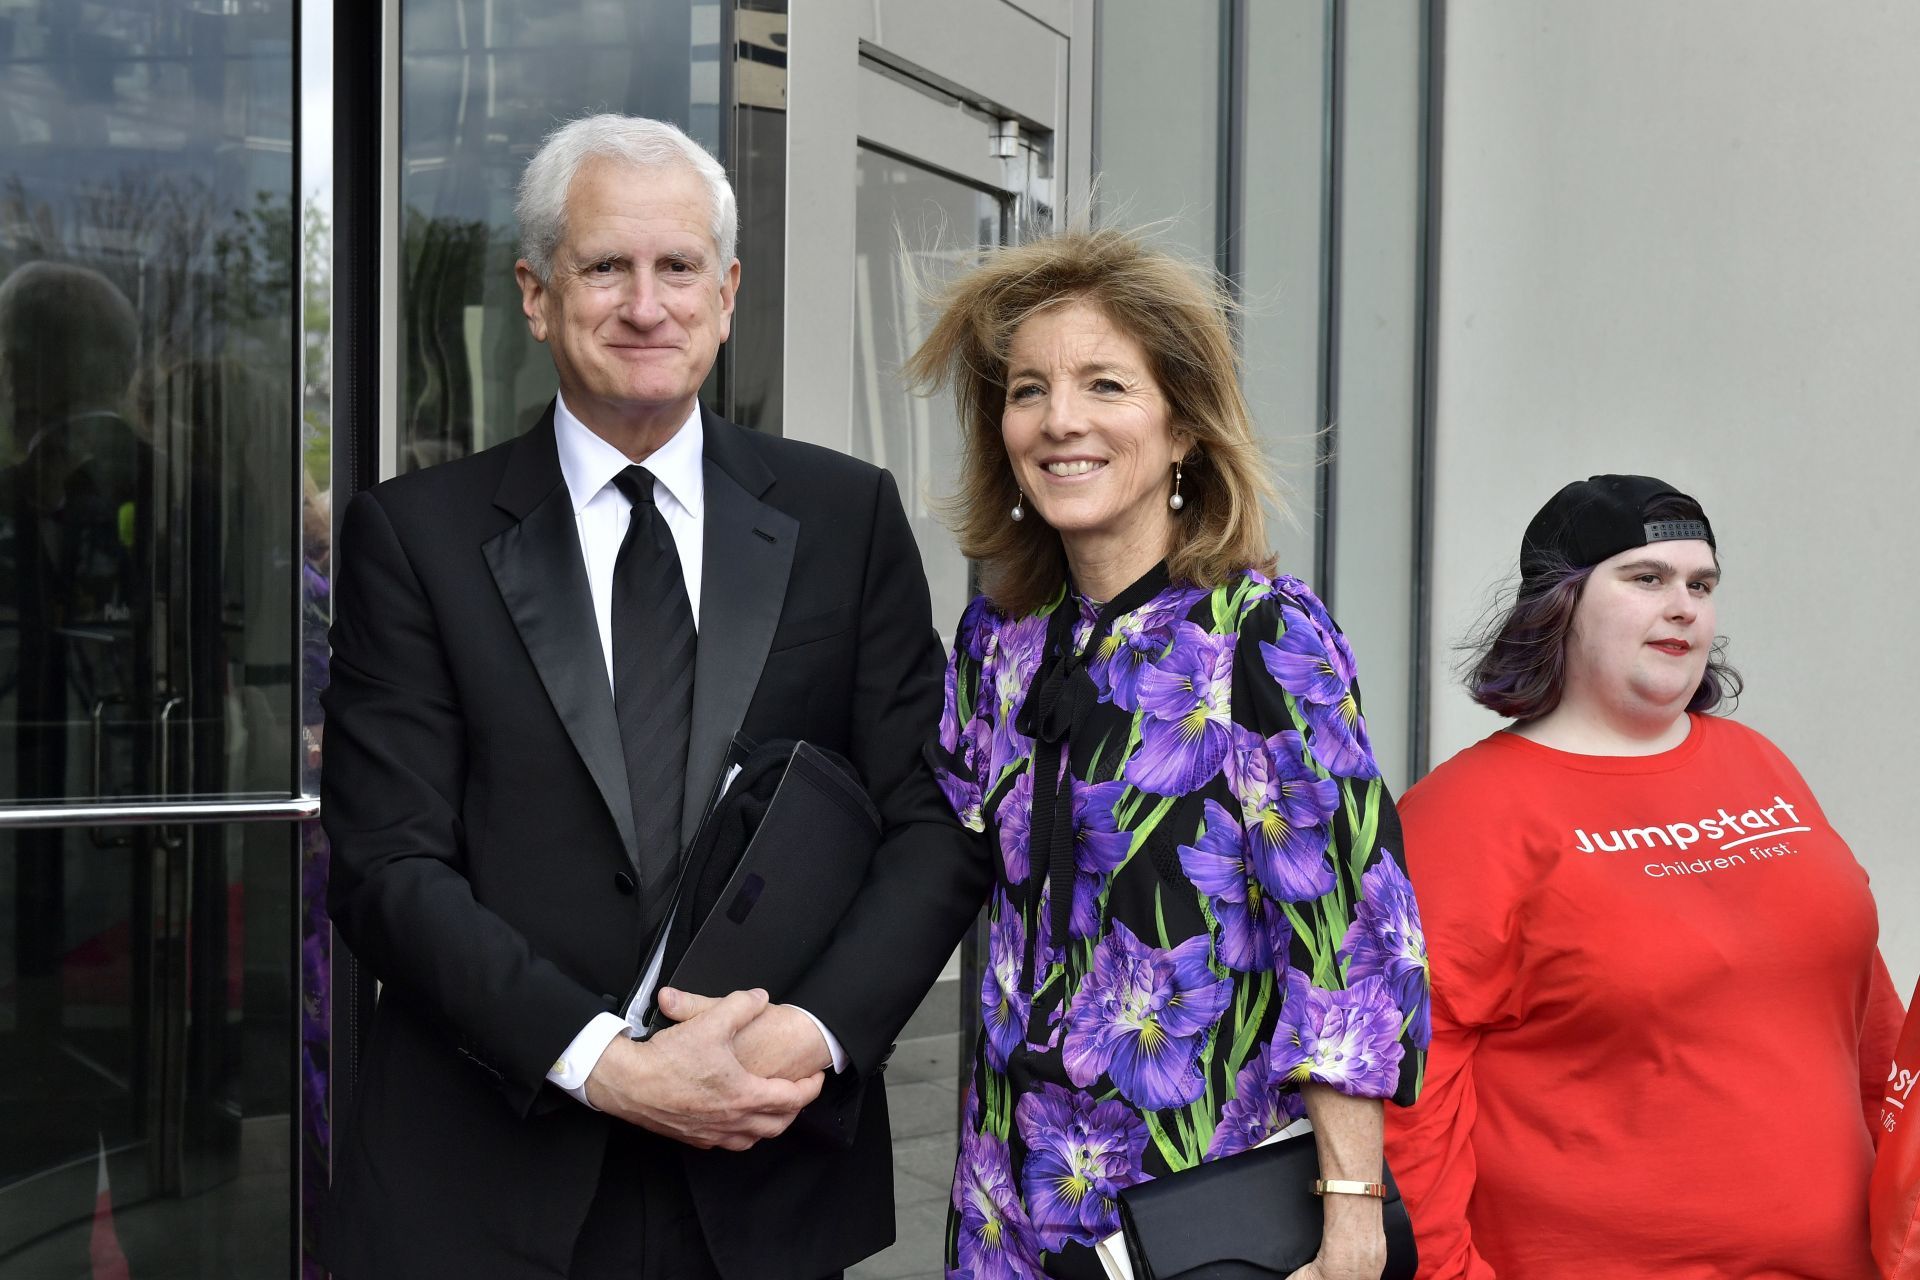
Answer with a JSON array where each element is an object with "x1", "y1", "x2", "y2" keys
[{"x1": 540, "y1": 395, "x2": 844, "y2": 1105}]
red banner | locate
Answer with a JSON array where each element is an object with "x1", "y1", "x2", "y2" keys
[{"x1": 1873, "y1": 978, "x2": 1920, "y2": 1279}]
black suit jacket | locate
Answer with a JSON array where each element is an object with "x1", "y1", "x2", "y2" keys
[{"x1": 320, "y1": 405, "x2": 990, "y2": 1279}]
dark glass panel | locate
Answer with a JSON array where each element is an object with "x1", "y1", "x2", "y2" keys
[
  {"x1": 0, "y1": 2, "x2": 301, "y2": 1273},
  {"x1": 0, "y1": 821, "x2": 296, "y2": 1276},
  {"x1": 0, "y1": 0, "x2": 301, "y2": 806}
]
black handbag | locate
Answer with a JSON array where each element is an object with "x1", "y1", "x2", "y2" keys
[{"x1": 1114, "y1": 1128, "x2": 1418, "y2": 1280}]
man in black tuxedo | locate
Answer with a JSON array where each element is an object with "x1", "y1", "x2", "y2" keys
[{"x1": 321, "y1": 115, "x2": 988, "y2": 1279}]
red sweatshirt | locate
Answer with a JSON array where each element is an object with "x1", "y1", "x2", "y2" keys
[{"x1": 1385, "y1": 714, "x2": 1903, "y2": 1279}]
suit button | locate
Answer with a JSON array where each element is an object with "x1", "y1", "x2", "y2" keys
[{"x1": 613, "y1": 871, "x2": 636, "y2": 895}]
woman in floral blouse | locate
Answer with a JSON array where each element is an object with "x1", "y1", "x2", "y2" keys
[{"x1": 908, "y1": 228, "x2": 1430, "y2": 1280}]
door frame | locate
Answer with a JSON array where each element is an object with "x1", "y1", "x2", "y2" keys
[{"x1": 782, "y1": 0, "x2": 1093, "y2": 452}]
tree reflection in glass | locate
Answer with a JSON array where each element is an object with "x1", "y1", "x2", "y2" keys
[
  {"x1": 0, "y1": 0, "x2": 299, "y2": 1272},
  {"x1": 398, "y1": 0, "x2": 722, "y2": 467}
]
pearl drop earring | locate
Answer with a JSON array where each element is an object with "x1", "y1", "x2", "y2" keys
[
  {"x1": 1169, "y1": 460, "x2": 1186, "y2": 511},
  {"x1": 1011, "y1": 490, "x2": 1026, "y2": 522}
]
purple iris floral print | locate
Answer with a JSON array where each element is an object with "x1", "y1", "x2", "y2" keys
[
  {"x1": 939, "y1": 597, "x2": 996, "y2": 754},
  {"x1": 1271, "y1": 970, "x2": 1406, "y2": 1099},
  {"x1": 1177, "y1": 799, "x2": 1293, "y2": 972},
  {"x1": 958, "y1": 594, "x2": 996, "y2": 661},
  {"x1": 1003, "y1": 774, "x2": 1128, "y2": 940},
  {"x1": 1015, "y1": 1084, "x2": 1149, "y2": 1251},
  {"x1": 939, "y1": 657, "x2": 961, "y2": 753},
  {"x1": 937, "y1": 757, "x2": 983, "y2": 833},
  {"x1": 1087, "y1": 587, "x2": 1207, "y2": 713},
  {"x1": 998, "y1": 769, "x2": 1033, "y2": 883},
  {"x1": 1062, "y1": 921, "x2": 1234, "y2": 1109},
  {"x1": 1067, "y1": 780, "x2": 1132, "y2": 939},
  {"x1": 1029, "y1": 881, "x2": 1062, "y2": 978},
  {"x1": 953, "y1": 1121, "x2": 1045, "y2": 1280},
  {"x1": 984, "y1": 614, "x2": 1047, "y2": 784},
  {"x1": 982, "y1": 895, "x2": 1032, "y2": 1070},
  {"x1": 1225, "y1": 725, "x2": 1339, "y2": 902},
  {"x1": 936, "y1": 713, "x2": 991, "y2": 832},
  {"x1": 935, "y1": 574, "x2": 1427, "y2": 1268},
  {"x1": 1024, "y1": 889, "x2": 1084, "y2": 1058},
  {"x1": 1127, "y1": 622, "x2": 1236, "y2": 797},
  {"x1": 1341, "y1": 851, "x2": 1430, "y2": 1047},
  {"x1": 1206, "y1": 1045, "x2": 1305, "y2": 1159},
  {"x1": 1071, "y1": 592, "x2": 1098, "y2": 656},
  {"x1": 1259, "y1": 603, "x2": 1381, "y2": 780}
]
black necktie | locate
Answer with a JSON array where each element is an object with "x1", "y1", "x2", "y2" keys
[{"x1": 610, "y1": 465, "x2": 696, "y2": 893}]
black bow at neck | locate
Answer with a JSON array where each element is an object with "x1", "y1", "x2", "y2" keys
[{"x1": 1013, "y1": 563, "x2": 1173, "y2": 994}]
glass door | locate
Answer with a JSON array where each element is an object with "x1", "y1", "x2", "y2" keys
[
  {"x1": 0, "y1": 2, "x2": 314, "y2": 1274},
  {"x1": 848, "y1": 131, "x2": 1011, "y2": 639}
]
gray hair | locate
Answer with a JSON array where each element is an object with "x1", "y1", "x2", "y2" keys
[{"x1": 515, "y1": 114, "x2": 737, "y2": 282}]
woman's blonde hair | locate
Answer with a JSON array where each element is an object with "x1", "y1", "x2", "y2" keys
[{"x1": 905, "y1": 227, "x2": 1277, "y2": 616}]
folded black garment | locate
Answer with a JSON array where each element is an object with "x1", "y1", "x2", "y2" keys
[
  {"x1": 1116, "y1": 1128, "x2": 1417, "y2": 1280},
  {"x1": 636, "y1": 737, "x2": 881, "y2": 1033}
]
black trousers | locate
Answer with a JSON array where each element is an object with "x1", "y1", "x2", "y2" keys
[
  {"x1": 569, "y1": 1125, "x2": 718, "y2": 1280},
  {"x1": 568, "y1": 1124, "x2": 845, "y2": 1280}
]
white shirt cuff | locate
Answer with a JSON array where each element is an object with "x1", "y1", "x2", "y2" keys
[
  {"x1": 547, "y1": 1011, "x2": 632, "y2": 1107},
  {"x1": 790, "y1": 1005, "x2": 848, "y2": 1074}
]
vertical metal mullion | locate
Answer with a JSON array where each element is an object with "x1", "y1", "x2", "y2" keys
[
  {"x1": 1216, "y1": 0, "x2": 1248, "y2": 307},
  {"x1": 378, "y1": 0, "x2": 402, "y2": 482},
  {"x1": 151, "y1": 839, "x2": 192, "y2": 1196},
  {"x1": 287, "y1": 6, "x2": 307, "y2": 1270},
  {"x1": 726, "y1": 0, "x2": 790, "y2": 435},
  {"x1": 1088, "y1": 0, "x2": 1104, "y2": 193},
  {"x1": 1408, "y1": 0, "x2": 1445, "y2": 782},
  {"x1": 327, "y1": 0, "x2": 388, "y2": 1179},
  {"x1": 716, "y1": 0, "x2": 737, "y2": 420},
  {"x1": 1314, "y1": 0, "x2": 1345, "y2": 606},
  {"x1": 291, "y1": 14, "x2": 310, "y2": 812},
  {"x1": 335, "y1": 6, "x2": 380, "y2": 509}
]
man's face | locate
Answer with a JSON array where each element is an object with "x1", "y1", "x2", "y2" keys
[{"x1": 516, "y1": 158, "x2": 739, "y2": 444}]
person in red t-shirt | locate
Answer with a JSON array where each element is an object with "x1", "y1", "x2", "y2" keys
[{"x1": 1384, "y1": 475, "x2": 1904, "y2": 1279}]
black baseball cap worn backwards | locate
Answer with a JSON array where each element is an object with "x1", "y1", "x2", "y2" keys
[{"x1": 1520, "y1": 474, "x2": 1714, "y2": 584}]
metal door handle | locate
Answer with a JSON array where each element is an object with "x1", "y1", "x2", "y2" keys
[
  {"x1": 88, "y1": 696, "x2": 134, "y2": 849},
  {"x1": 156, "y1": 695, "x2": 185, "y2": 849},
  {"x1": 0, "y1": 797, "x2": 319, "y2": 829}
]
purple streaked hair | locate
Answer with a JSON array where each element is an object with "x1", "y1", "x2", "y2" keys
[{"x1": 1463, "y1": 493, "x2": 1742, "y2": 721}]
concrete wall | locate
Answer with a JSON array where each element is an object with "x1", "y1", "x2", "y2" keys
[{"x1": 1428, "y1": 0, "x2": 1920, "y2": 984}]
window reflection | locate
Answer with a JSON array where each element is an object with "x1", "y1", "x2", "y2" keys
[
  {"x1": 398, "y1": 0, "x2": 722, "y2": 469},
  {"x1": 849, "y1": 149, "x2": 1001, "y2": 641},
  {"x1": 298, "y1": 8, "x2": 335, "y2": 1270},
  {"x1": 0, "y1": 823, "x2": 296, "y2": 1275},
  {"x1": 0, "y1": 1, "x2": 300, "y2": 1274},
  {"x1": 0, "y1": 1, "x2": 299, "y2": 806},
  {"x1": 724, "y1": 1, "x2": 787, "y2": 431}
]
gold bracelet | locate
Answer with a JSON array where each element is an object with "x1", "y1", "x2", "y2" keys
[{"x1": 1313, "y1": 1179, "x2": 1387, "y2": 1198}]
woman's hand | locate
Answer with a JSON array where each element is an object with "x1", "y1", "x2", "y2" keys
[
  {"x1": 1288, "y1": 1083, "x2": 1390, "y2": 1280},
  {"x1": 1285, "y1": 1218, "x2": 1388, "y2": 1280},
  {"x1": 1286, "y1": 1258, "x2": 1385, "y2": 1280}
]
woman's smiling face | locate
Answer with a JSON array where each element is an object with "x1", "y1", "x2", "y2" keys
[{"x1": 1000, "y1": 300, "x2": 1187, "y2": 586}]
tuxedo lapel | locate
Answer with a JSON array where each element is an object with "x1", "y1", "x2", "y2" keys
[
  {"x1": 684, "y1": 411, "x2": 796, "y2": 839},
  {"x1": 482, "y1": 409, "x2": 639, "y2": 869}
]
